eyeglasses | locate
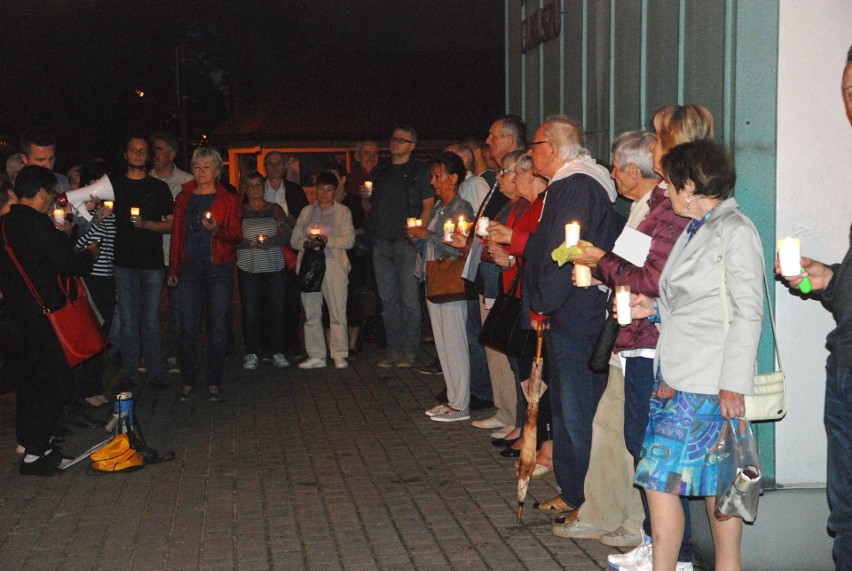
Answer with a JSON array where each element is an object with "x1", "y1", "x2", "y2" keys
[
  {"x1": 528, "y1": 140, "x2": 551, "y2": 148},
  {"x1": 390, "y1": 137, "x2": 414, "y2": 145},
  {"x1": 496, "y1": 168, "x2": 514, "y2": 177}
]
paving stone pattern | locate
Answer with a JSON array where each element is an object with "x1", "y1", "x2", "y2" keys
[{"x1": 0, "y1": 350, "x2": 620, "y2": 570}]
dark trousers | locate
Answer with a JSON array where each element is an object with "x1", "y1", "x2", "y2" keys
[
  {"x1": 238, "y1": 268, "x2": 286, "y2": 356},
  {"x1": 73, "y1": 275, "x2": 115, "y2": 399},
  {"x1": 282, "y1": 268, "x2": 302, "y2": 356},
  {"x1": 17, "y1": 316, "x2": 73, "y2": 455},
  {"x1": 178, "y1": 261, "x2": 233, "y2": 389},
  {"x1": 624, "y1": 356, "x2": 693, "y2": 563},
  {"x1": 826, "y1": 360, "x2": 852, "y2": 571}
]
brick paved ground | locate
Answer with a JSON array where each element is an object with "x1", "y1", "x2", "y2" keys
[{"x1": 0, "y1": 345, "x2": 625, "y2": 570}]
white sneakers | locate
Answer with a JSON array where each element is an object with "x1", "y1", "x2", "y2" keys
[
  {"x1": 298, "y1": 357, "x2": 327, "y2": 369},
  {"x1": 334, "y1": 358, "x2": 348, "y2": 369},
  {"x1": 272, "y1": 353, "x2": 289, "y2": 368},
  {"x1": 471, "y1": 415, "x2": 507, "y2": 430},
  {"x1": 552, "y1": 518, "x2": 606, "y2": 539},
  {"x1": 243, "y1": 354, "x2": 259, "y2": 370},
  {"x1": 607, "y1": 531, "x2": 693, "y2": 571}
]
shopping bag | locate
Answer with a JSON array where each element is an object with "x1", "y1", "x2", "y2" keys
[{"x1": 711, "y1": 418, "x2": 762, "y2": 523}]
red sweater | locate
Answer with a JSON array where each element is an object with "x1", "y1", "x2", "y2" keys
[
  {"x1": 168, "y1": 181, "x2": 243, "y2": 276},
  {"x1": 503, "y1": 193, "x2": 545, "y2": 297}
]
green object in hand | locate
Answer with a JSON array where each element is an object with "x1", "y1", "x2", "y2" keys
[
  {"x1": 798, "y1": 272, "x2": 812, "y2": 294},
  {"x1": 551, "y1": 243, "x2": 586, "y2": 267}
]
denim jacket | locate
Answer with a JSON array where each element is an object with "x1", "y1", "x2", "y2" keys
[{"x1": 413, "y1": 194, "x2": 474, "y2": 282}]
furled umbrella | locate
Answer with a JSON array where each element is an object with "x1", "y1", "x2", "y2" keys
[{"x1": 516, "y1": 320, "x2": 546, "y2": 523}]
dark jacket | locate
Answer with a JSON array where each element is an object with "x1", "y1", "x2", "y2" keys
[
  {"x1": 596, "y1": 185, "x2": 689, "y2": 352},
  {"x1": 523, "y1": 173, "x2": 622, "y2": 336},
  {"x1": 0, "y1": 205, "x2": 95, "y2": 320},
  {"x1": 365, "y1": 158, "x2": 433, "y2": 241},
  {"x1": 168, "y1": 181, "x2": 243, "y2": 276},
  {"x1": 820, "y1": 221, "x2": 852, "y2": 369}
]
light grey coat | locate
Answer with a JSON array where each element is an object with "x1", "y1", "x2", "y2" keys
[{"x1": 656, "y1": 198, "x2": 764, "y2": 395}]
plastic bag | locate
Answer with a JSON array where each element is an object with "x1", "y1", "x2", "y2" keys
[
  {"x1": 297, "y1": 246, "x2": 326, "y2": 292},
  {"x1": 710, "y1": 418, "x2": 762, "y2": 523}
]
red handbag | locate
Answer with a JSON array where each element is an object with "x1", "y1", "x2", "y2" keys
[{"x1": 2, "y1": 221, "x2": 108, "y2": 367}]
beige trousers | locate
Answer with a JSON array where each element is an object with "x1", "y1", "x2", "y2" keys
[
  {"x1": 301, "y1": 258, "x2": 348, "y2": 360},
  {"x1": 480, "y1": 295, "x2": 517, "y2": 426},
  {"x1": 577, "y1": 361, "x2": 644, "y2": 533}
]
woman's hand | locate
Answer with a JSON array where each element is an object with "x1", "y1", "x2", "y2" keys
[
  {"x1": 487, "y1": 221, "x2": 512, "y2": 244},
  {"x1": 447, "y1": 232, "x2": 467, "y2": 248},
  {"x1": 567, "y1": 243, "x2": 605, "y2": 268},
  {"x1": 777, "y1": 256, "x2": 833, "y2": 292},
  {"x1": 490, "y1": 244, "x2": 511, "y2": 267},
  {"x1": 407, "y1": 226, "x2": 429, "y2": 241},
  {"x1": 202, "y1": 215, "x2": 219, "y2": 234},
  {"x1": 719, "y1": 389, "x2": 746, "y2": 419},
  {"x1": 615, "y1": 293, "x2": 655, "y2": 321}
]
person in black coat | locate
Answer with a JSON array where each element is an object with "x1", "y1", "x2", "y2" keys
[{"x1": 0, "y1": 166, "x2": 98, "y2": 476}]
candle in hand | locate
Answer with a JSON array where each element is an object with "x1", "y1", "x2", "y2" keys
[
  {"x1": 103, "y1": 201, "x2": 114, "y2": 210},
  {"x1": 565, "y1": 221, "x2": 581, "y2": 246},
  {"x1": 574, "y1": 264, "x2": 592, "y2": 287},
  {"x1": 53, "y1": 209, "x2": 66, "y2": 225},
  {"x1": 363, "y1": 181, "x2": 373, "y2": 196},
  {"x1": 407, "y1": 217, "x2": 418, "y2": 228},
  {"x1": 777, "y1": 236, "x2": 802, "y2": 277},
  {"x1": 204, "y1": 211, "x2": 213, "y2": 221},
  {"x1": 309, "y1": 226, "x2": 322, "y2": 237},
  {"x1": 414, "y1": 219, "x2": 423, "y2": 227},
  {"x1": 443, "y1": 220, "x2": 456, "y2": 242},
  {"x1": 457, "y1": 215, "x2": 470, "y2": 236},
  {"x1": 130, "y1": 207, "x2": 140, "y2": 217},
  {"x1": 615, "y1": 285, "x2": 632, "y2": 325},
  {"x1": 257, "y1": 234, "x2": 268, "y2": 245},
  {"x1": 476, "y1": 217, "x2": 489, "y2": 237}
]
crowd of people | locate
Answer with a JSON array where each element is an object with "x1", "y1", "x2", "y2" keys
[{"x1": 0, "y1": 45, "x2": 850, "y2": 571}]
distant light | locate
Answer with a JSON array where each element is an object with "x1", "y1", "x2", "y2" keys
[{"x1": 135, "y1": 89, "x2": 145, "y2": 98}]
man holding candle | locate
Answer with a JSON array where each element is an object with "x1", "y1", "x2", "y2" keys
[
  {"x1": 779, "y1": 46, "x2": 852, "y2": 570},
  {"x1": 523, "y1": 115, "x2": 621, "y2": 515},
  {"x1": 113, "y1": 135, "x2": 174, "y2": 389},
  {"x1": 263, "y1": 151, "x2": 309, "y2": 363},
  {"x1": 367, "y1": 126, "x2": 433, "y2": 369}
]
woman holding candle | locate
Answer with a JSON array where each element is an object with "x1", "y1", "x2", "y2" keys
[
  {"x1": 408, "y1": 152, "x2": 474, "y2": 422},
  {"x1": 291, "y1": 172, "x2": 355, "y2": 369},
  {"x1": 486, "y1": 153, "x2": 554, "y2": 469},
  {"x1": 167, "y1": 148, "x2": 242, "y2": 402},
  {"x1": 235, "y1": 170, "x2": 292, "y2": 371},
  {"x1": 624, "y1": 140, "x2": 763, "y2": 571}
]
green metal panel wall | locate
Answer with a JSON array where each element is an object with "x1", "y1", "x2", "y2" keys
[{"x1": 505, "y1": 0, "x2": 779, "y2": 480}]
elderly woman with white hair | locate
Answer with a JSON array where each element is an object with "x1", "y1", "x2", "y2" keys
[{"x1": 167, "y1": 147, "x2": 242, "y2": 402}]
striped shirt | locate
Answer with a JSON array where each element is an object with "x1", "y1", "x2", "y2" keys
[
  {"x1": 75, "y1": 215, "x2": 116, "y2": 277},
  {"x1": 236, "y1": 205, "x2": 287, "y2": 273}
]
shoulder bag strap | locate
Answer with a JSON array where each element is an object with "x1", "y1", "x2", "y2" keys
[
  {"x1": 1, "y1": 219, "x2": 50, "y2": 311},
  {"x1": 718, "y1": 228, "x2": 783, "y2": 371}
]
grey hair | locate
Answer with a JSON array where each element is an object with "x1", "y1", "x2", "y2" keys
[
  {"x1": 355, "y1": 140, "x2": 378, "y2": 154},
  {"x1": 191, "y1": 147, "x2": 223, "y2": 178},
  {"x1": 500, "y1": 149, "x2": 527, "y2": 170},
  {"x1": 541, "y1": 115, "x2": 589, "y2": 162},
  {"x1": 612, "y1": 131, "x2": 658, "y2": 179},
  {"x1": 515, "y1": 153, "x2": 533, "y2": 172}
]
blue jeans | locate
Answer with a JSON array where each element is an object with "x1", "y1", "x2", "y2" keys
[
  {"x1": 165, "y1": 267, "x2": 180, "y2": 361},
  {"x1": 466, "y1": 298, "x2": 492, "y2": 401},
  {"x1": 238, "y1": 268, "x2": 286, "y2": 356},
  {"x1": 826, "y1": 360, "x2": 852, "y2": 571},
  {"x1": 624, "y1": 357, "x2": 693, "y2": 563},
  {"x1": 544, "y1": 331, "x2": 606, "y2": 508},
  {"x1": 115, "y1": 266, "x2": 165, "y2": 380},
  {"x1": 372, "y1": 239, "x2": 420, "y2": 355},
  {"x1": 178, "y1": 260, "x2": 233, "y2": 389}
]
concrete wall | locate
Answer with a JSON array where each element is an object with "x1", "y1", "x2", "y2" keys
[{"x1": 775, "y1": 0, "x2": 852, "y2": 485}]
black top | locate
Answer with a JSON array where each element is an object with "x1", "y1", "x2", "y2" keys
[
  {"x1": 113, "y1": 175, "x2": 174, "y2": 269},
  {"x1": 0, "y1": 205, "x2": 95, "y2": 320}
]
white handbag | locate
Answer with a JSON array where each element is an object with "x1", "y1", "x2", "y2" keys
[{"x1": 718, "y1": 238, "x2": 787, "y2": 422}]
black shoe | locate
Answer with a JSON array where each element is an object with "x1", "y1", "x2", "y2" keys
[
  {"x1": 418, "y1": 361, "x2": 443, "y2": 375},
  {"x1": 492, "y1": 436, "x2": 521, "y2": 448},
  {"x1": 19, "y1": 453, "x2": 64, "y2": 477},
  {"x1": 62, "y1": 411, "x2": 101, "y2": 429},
  {"x1": 500, "y1": 446, "x2": 521, "y2": 458},
  {"x1": 469, "y1": 395, "x2": 495, "y2": 411}
]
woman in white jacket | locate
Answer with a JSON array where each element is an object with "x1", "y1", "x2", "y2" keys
[{"x1": 291, "y1": 172, "x2": 355, "y2": 369}]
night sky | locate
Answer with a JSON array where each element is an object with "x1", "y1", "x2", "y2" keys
[{"x1": 0, "y1": 0, "x2": 504, "y2": 171}]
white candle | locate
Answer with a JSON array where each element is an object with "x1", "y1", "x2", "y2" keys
[
  {"x1": 204, "y1": 211, "x2": 213, "y2": 221},
  {"x1": 257, "y1": 234, "x2": 268, "y2": 245},
  {"x1": 414, "y1": 219, "x2": 422, "y2": 227},
  {"x1": 777, "y1": 236, "x2": 802, "y2": 277},
  {"x1": 103, "y1": 201, "x2": 114, "y2": 209},
  {"x1": 130, "y1": 207, "x2": 140, "y2": 217},
  {"x1": 407, "y1": 217, "x2": 418, "y2": 228},
  {"x1": 476, "y1": 217, "x2": 489, "y2": 237},
  {"x1": 565, "y1": 221, "x2": 581, "y2": 246},
  {"x1": 363, "y1": 181, "x2": 373, "y2": 196},
  {"x1": 457, "y1": 215, "x2": 470, "y2": 236},
  {"x1": 574, "y1": 264, "x2": 592, "y2": 287},
  {"x1": 443, "y1": 220, "x2": 455, "y2": 242},
  {"x1": 309, "y1": 225, "x2": 321, "y2": 237},
  {"x1": 615, "y1": 285, "x2": 632, "y2": 325},
  {"x1": 53, "y1": 209, "x2": 65, "y2": 225}
]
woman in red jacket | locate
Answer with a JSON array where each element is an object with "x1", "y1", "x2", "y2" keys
[{"x1": 167, "y1": 148, "x2": 242, "y2": 401}]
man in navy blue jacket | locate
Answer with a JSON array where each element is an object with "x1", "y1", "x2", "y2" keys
[{"x1": 523, "y1": 115, "x2": 622, "y2": 514}]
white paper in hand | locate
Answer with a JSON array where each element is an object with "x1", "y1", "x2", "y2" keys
[{"x1": 612, "y1": 226, "x2": 652, "y2": 267}]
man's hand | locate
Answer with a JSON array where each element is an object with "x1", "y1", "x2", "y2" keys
[
  {"x1": 778, "y1": 256, "x2": 833, "y2": 292},
  {"x1": 487, "y1": 221, "x2": 513, "y2": 244},
  {"x1": 567, "y1": 243, "x2": 605, "y2": 268}
]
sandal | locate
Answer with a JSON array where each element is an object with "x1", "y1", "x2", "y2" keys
[{"x1": 533, "y1": 495, "x2": 575, "y2": 513}]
